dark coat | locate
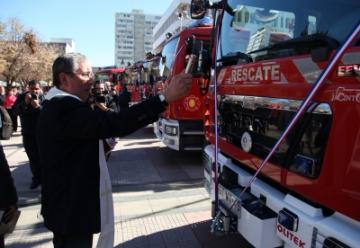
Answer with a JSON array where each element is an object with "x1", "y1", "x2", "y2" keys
[
  {"x1": 0, "y1": 95, "x2": 4, "y2": 106},
  {"x1": 118, "y1": 87, "x2": 131, "y2": 109},
  {"x1": 37, "y1": 94, "x2": 166, "y2": 235},
  {"x1": 0, "y1": 143, "x2": 18, "y2": 209},
  {"x1": 14, "y1": 93, "x2": 44, "y2": 135}
]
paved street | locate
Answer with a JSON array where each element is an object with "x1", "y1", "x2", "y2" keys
[{"x1": 2, "y1": 124, "x2": 250, "y2": 248}]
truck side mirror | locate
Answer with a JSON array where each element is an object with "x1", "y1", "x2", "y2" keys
[{"x1": 190, "y1": 0, "x2": 208, "y2": 19}]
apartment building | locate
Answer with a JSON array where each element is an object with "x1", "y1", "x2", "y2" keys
[
  {"x1": 49, "y1": 38, "x2": 75, "y2": 54},
  {"x1": 115, "y1": 9, "x2": 161, "y2": 67}
]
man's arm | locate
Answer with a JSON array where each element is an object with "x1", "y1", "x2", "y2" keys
[{"x1": 58, "y1": 72, "x2": 193, "y2": 139}]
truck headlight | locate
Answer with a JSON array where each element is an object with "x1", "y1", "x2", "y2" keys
[{"x1": 165, "y1": 125, "x2": 177, "y2": 136}]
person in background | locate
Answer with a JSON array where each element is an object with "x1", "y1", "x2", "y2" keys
[
  {"x1": 37, "y1": 53, "x2": 192, "y2": 248},
  {"x1": 14, "y1": 80, "x2": 44, "y2": 189},
  {"x1": 92, "y1": 80, "x2": 118, "y2": 112},
  {"x1": 0, "y1": 86, "x2": 5, "y2": 106},
  {"x1": 104, "y1": 81, "x2": 112, "y2": 94},
  {"x1": 106, "y1": 82, "x2": 120, "y2": 112},
  {"x1": 3, "y1": 87, "x2": 18, "y2": 133},
  {"x1": 90, "y1": 80, "x2": 118, "y2": 160},
  {"x1": 118, "y1": 83, "x2": 131, "y2": 110}
]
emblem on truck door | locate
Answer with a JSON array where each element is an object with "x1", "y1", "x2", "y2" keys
[{"x1": 241, "y1": 131, "x2": 252, "y2": 152}]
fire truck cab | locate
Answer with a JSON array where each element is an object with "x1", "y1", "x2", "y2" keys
[
  {"x1": 190, "y1": 0, "x2": 360, "y2": 247},
  {"x1": 96, "y1": 67, "x2": 125, "y2": 86},
  {"x1": 153, "y1": 21, "x2": 212, "y2": 151}
]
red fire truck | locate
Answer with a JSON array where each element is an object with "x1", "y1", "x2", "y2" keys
[
  {"x1": 153, "y1": 21, "x2": 212, "y2": 151},
  {"x1": 95, "y1": 67, "x2": 141, "y2": 103},
  {"x1": 190, "y1": 0, "x2": 360, "y2": 247},
  {"x1": 95, "y1": 67, "x2": 125, "y2": 84}
]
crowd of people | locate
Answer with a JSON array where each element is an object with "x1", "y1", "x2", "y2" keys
[{"x1": 0, "y1": 52, "x2": 192, "y2": 248}]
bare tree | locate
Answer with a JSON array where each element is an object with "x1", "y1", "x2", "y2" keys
[{"x1": 0, "y1": 18, "x2": 58, "y2": 88}]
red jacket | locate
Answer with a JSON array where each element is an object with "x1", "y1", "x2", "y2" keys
[{"x1": 3, "y1": 95, "x2": 17, "y2": 109}]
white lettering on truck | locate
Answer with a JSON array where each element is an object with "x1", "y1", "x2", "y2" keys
[
  {"x1": 332, "y1": 87, "x2": 360, "y2": 103},
  {"x1": 231, "y1": 64, "x2": 280, "y2": 82}
]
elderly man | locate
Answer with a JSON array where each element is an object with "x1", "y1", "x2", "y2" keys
[{"x1": 37, "y1": 53, "x2": 192, "y2": 248}]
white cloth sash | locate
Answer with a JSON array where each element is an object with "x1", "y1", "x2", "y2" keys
[{"x1": 96, "y1": 140, "x2": 114, "y2": 248}]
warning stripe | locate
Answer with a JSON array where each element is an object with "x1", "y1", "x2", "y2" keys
[{"x1": 293, "y1": 58, "x2": 321, "y2": 84}]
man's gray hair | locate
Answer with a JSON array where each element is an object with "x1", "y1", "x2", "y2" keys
[{"x1": 52, "y1": 53, "x2": 88, "y2": 87}]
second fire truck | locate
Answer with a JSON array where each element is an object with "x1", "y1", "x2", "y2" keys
[{"x1": 154, "y1": 20, "x2": 212, "y2": 151}]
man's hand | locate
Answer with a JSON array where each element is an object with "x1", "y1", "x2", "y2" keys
[
  {"x1": 25, "y1": 93, "x2": 40, "y2": 108},
  {"x1": 0, "y1": 205, "x2": 20, "y2": 234},
  {"x1": 163, "y1": 72, "x2": 192, "y2": 103},
  {"x1": 30, "y1": 99, "x2": 40, "y2": 108},
  {"x1": 2, "y1": 205, "x2": 18, "y2": 224},
  {"x1": 94, "y1": 102, "x2": 108, "y2": 111}
]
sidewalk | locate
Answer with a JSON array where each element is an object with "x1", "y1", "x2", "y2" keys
[{"x1": 2, "y1": 127, "x2": 249, "y2": 248}]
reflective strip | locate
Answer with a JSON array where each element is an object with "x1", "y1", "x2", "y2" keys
[{"x1": 293, "y1": 58, "x2": 322, "y2": 84}]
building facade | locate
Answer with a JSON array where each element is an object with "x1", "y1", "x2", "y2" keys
[
  {"x1": 152, "y1": 0, "x2": 192, "y2": 53},
  {"x1": 115, "y1": 9, "x2": 161, "y2": 67},
  {"x1": 49, "y1": 38, "x2": 75, "y2": 54}
]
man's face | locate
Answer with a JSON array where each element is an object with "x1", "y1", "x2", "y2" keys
[
  {"x1": 63, "y1": 61, "x2": 93, "y2": 101},
  {"x1": 95, "y1": 83, "x2": 105, "y2": 94},
  {"x1": 29, "y1": 84, "x2": 41, "y2": 95}
]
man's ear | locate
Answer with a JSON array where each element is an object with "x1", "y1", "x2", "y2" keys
[{"x1": 59, "y1": 72, "x2": 69, "y2": 90}]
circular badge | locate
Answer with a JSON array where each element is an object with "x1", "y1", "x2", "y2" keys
[
  {"x1": 188, "y1": 98, "x2": 196, "y2": 108},
  {"x1": 241, "y1": 131, "x2": 252, "y2": 152},
  {"x1": 183, "y1": 95, "x2": 201, "y2": 112}
]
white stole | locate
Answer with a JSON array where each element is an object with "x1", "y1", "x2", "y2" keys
[{"x1": 96, "y1": 140, "x2": 114, "y2": 248}]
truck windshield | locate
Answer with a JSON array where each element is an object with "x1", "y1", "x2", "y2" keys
[
  {"x1": 218, "y1": 0, "x2": 359, "y2": 62},
  {"x1": 159, "y1": 37, "x2": 179, "y2": 78}
]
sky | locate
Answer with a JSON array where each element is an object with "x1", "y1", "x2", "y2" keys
[{"x1": 0, "y1": 0, "x2": 173, "y2": 67}]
